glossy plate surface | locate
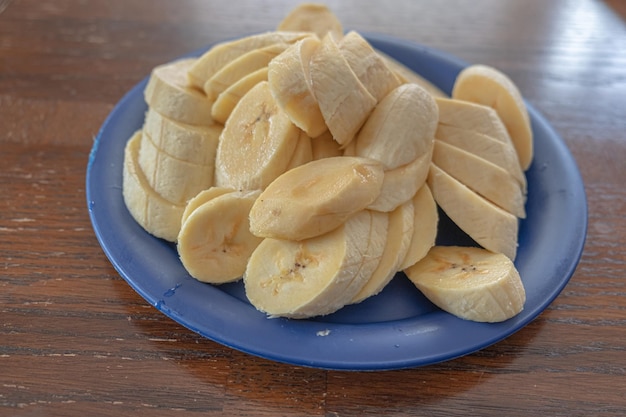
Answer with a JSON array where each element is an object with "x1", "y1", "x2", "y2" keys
[{"x1": 86, "y1": 33, "x2": 587, "y2": 370}]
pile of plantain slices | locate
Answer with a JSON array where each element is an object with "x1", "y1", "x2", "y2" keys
[{"x1": 122, "y1": 3, "x2": 533, "y2": 323}]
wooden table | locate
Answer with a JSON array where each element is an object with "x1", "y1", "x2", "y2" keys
[{"x1": 2, "y1": 0, "x2": 625, "y2": 415}]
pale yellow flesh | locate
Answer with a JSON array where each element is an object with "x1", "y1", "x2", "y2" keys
[
  {"x1": 122, "y1": 131, "x2": 184, "y2": 242},
  {"x1": 338, "y1": 31, "x2": 401, "y2": 102},
  {"x1": 249, "y1": 156, "x2": 384, "y2": 241},
  {"x1": 324, "y1": 210, "x2": 388, "y2": 309},
  {"x1": 366, "y1": 150, "x2": 432, "y2": 212},
  {"x1": 276, "y1": 3, "x2": 343, "y2": 39},
  {"x1": 285, "y1": 131, "x2": 313, "y2": 171},
  {"x1": 405, "y1": 245, "x2": 526, "y2": 322},
  {"x1": 452, "y1": 64, "x2": 533, "y2": 170},
  {"x1": 435, "y1": 123, "x2": 526, "y2": 191},
  {"x1": 399, "y1": 184, "x2": 439, "y2": 270},
  {"x1": 311, "y1": 130, "x2": 342, "y2": 160},
  {"x1": 143, "y1": 108, "x2": 221, "y2": 166},
  {"x1": 354, "y1": 83, "x2": 437, "y2": 170},
  {"x1": 309, "y1": 33, "x2": 376, "y2": 146},
  {"x1": 351, "y1": 202, "x2": 413, "y2": 303},
  {"x1": 211, "y1": 67, "x2": 268, "y2": 124},
  {"x1": 268, "y1": 36, "x2": 327, "y2": 138},
  {"x1": 181, "y1": 186, "x2": 234, "y2": 226},
  {"x1": 244, "y1": 210, "x2": 373, "y2": 318},
  {"x1": 432, "y1": 140, "x2": 526, "y2": 218},
  {"x1": 204, "y1": 43, "x2": 289, "y2": 101},
  {"x1": 214, "y1": 81, "x2": 300, "y2": 191},
  {"x1": 144, "y1": 58, "x2": 213, "y2": 126},
  {"x1": 187, "y1": 31, "x2": 311, "y2": 91},
  {"x1": 138, "y1": 130, "x2": 213, "y2": 205},
  {"x1": 428, "y1": 163, "x2": 518, "y2": 260},
  {"x1": 177, "y1": 190, "x2": 262, "y2": 284},
  {"x1": 435, "y1": 97, "x2": 512, "y2": 145}
]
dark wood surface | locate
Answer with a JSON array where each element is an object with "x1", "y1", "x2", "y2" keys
[{"x1": 2, "y1": 0, "x2": 625, "y2": 416}]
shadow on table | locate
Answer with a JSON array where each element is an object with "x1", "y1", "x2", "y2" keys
[
  {"x1": 324, "y1": 321, "x2": 544, "y2": 414},
  {"x1": 111, "y1": 265, "x2": 546, "y2": 414},
  {"x1": 209, "y1": 320, "x2": 543, "y2": 415},
  {"x1": 130, "y1": 300, "x2": 543, "y2": 414},
  {"x1": 110, "y1": 256, "x2": 545, "y2": 414}
]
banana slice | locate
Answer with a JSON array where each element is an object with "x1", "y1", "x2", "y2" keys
[
  {"x1": 374, "y1": 48, "x2": 447, "y2": 98},
  {"x1": 327, "y1": 210, "x2": 388, "y2": 309},
  {"x1": 244, "y1": 210, "x2": 386, "y2": 318},
  {"x1": 398, "y1": 184, "x2": 439, "y2": 270},
  {"x1": 122, "y1": 131, "x2": 184, "y2": 242},
  {"x1": 344, "y1": 82, "x2": 436, "y2": 212},
  {"x1": 143, "y1": 108, "x2": 221, "y2": 166},
  {"x1": 435, "y1": 97, "x2": 512, "y2": 145},
  {"x1": 268, "y1": 36, "x2": 327, "y2": 138},
  {"x1": 452, "y1": 64, "x2": 533, "y2": 170},
  {"x1": 366, "y1": 150, "x2": 432, "y2": 212},
  {"x1": 144, "y1": 58, "x2": 213, "y2": 126},
  {"x1": 309, "y1": 33, "x2": 377, "y2": 147},
  {"x1": 249, "y1": 156, "x2": 384, "y2": 241},
  {"x1": 188, "y1": 31, "x2": 311, "y2": 91},
  {"x1": 311, "y1": 130, "x2": 342, "y2": 160},
  {"x1": 338, "y1": 31, "x2": 401, "y2": 102},
  {"x1": 138, "y1": 130, "x2": 213, "y2": 205},
  {"x1": 432, "y1": 140, "x2": 526, "y2": 218},
  {"x1": 204, "y1": 43, "x2": 289, "y2": 101},
  {"x1": 352, "y1": 83, "x2": 437, "y2": 170},
  {"x1": 177, "y1": 188, "x2": 262, "y2": 284},
  {"x1": 435, "y1": 124, "x2": 526, "y2": 191},
  {"x1": 214, "y1": 81, "x2": 301, "y2": 191},
  {"x1": 276, "y1": 3, "x2": 344, "y2": 39},
  {"x1": 351, "y1": 200, "x2": 414, "y2": 303},
  {"x1": 428, "y1": 163, "x2": 518, "y2": 260},
  {"x1": 404, "y1": 245, "x2": 526, "y2": 322},
  {"x1": 181, "y1": 186, "x2": 233, "y2": 226},
  {"x1": 211, "y1": 67, "x2": 268, "y2": 124},
  {"x1": 285, "y1": 130, "x2": 313, "y2": 171}
]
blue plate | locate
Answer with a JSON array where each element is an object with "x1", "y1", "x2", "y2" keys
[{"x1": 86, "y1": 33, "x2": 587, "y2": 370}]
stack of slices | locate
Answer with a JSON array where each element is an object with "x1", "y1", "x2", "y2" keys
[{"x1": 121, "y1": 3, "x2": 533, "y2": 323}]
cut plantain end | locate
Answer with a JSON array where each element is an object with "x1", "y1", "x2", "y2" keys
[{"x1": 405, "y1": 245, "x2": 526, "y2": 322}]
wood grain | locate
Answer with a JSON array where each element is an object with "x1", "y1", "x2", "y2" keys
[{"x1": 1, "y1": 0, "x2": 625, "y2": 416}]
